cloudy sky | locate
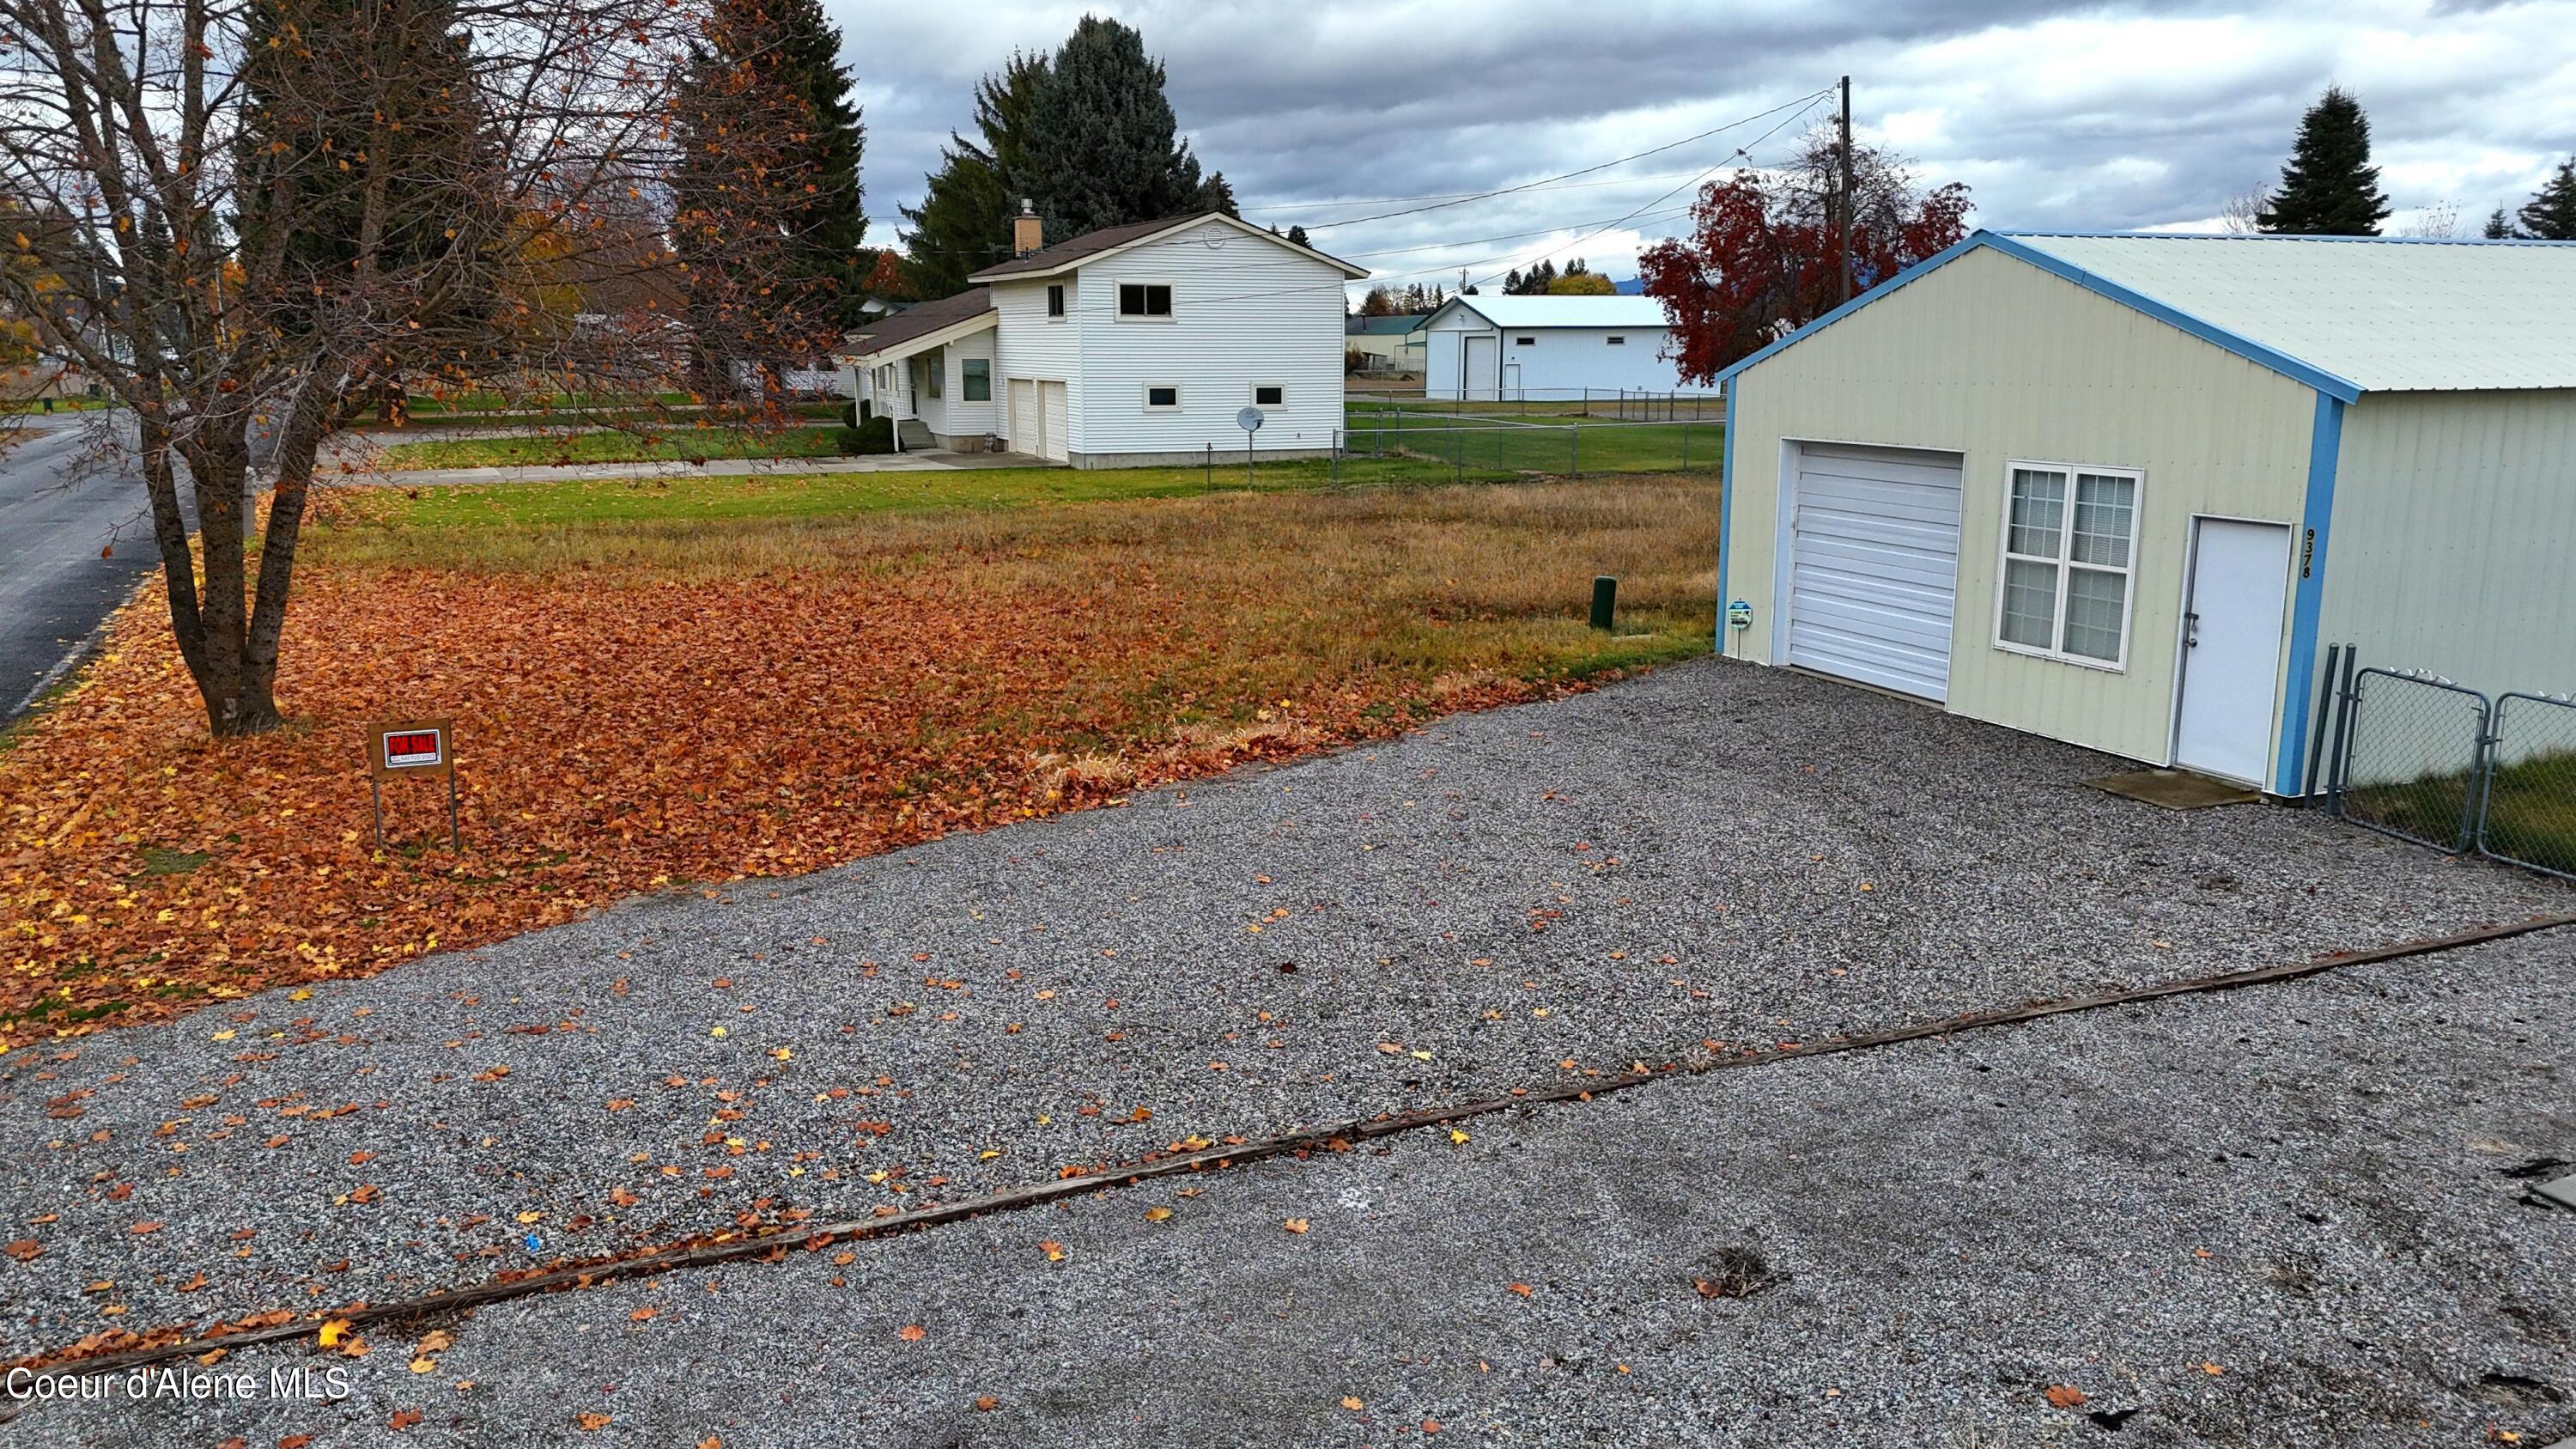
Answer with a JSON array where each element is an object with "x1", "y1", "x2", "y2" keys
[{"x1": 836, "y1": 1, "x2": 2576, "y2": 294}]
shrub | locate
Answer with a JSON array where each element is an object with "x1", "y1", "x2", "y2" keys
[{"x1": 834, "y1": 414, "x2": 895, "y2": 454}]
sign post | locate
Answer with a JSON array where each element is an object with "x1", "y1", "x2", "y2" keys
[
  {"x1": 364, "y1": 719, "x2": 459, "y2": 851},
  {"x1": 1236, "y1": 405, "x2": 1264, "y2": 489}
]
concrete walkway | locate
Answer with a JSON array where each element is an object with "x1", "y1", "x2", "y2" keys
[{"x1": 334, "y1": 450, "x2": 1057, "y2": 489}]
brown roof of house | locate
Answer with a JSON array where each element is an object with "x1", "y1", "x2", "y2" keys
[
  {"x1": 841, "y1": 287, "x2": 995, "y2": 356},
  {"x1": 968, "y1": 216, "x2": 1200, "y2": 280}
]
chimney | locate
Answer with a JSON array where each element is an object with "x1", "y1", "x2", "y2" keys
[{"x1": 1012, "y1": 200, "x2": 1043, "y2": 258}]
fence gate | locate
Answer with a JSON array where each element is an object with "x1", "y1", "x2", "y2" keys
[
  {"x1": 2330, "y1": 667, "x2": 2492, "y2": 853},
  {"x1": 2477, "y1": 691, "x2": 2576, "y2": 880}
]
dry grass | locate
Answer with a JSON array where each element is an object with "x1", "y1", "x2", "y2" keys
[{"x1": 3, "y1": 476, "x2": 1715, "y2": 1042}]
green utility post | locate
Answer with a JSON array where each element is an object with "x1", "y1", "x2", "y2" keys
[{"x1": 1589, "y1": 575, "x2": 1617, "y2": 630}]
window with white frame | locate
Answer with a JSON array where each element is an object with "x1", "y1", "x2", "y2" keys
[
  {"x1": 1252, "y1": 384, "x2": 1284, "y2": 406},
  {"x1": 1996, "y1": 463, "x2": 2140, "y2": 667},
  {"x1": 1145, "y1": 384, "x2": 1180, "y2": 409},
  {"x1": 1515, "y1": 335, "x2": 1537, "y2": 346},
  {"x1": 1118, "y1": 283, "x2": 1173, "y2": 318},
  {"x1": 961, "y1": 358, "x2": 991, "y2": 402},
  {"x1": 1605, "y1": 335, "x2": 1626, "y2": 345},
  {"x1": 1046, "y1": 283, "x2": 1066, "y2": 318}
]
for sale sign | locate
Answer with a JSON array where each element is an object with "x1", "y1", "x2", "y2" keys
[{"x1": 366, "y1": 720, "x2": 455, "y2": 779}]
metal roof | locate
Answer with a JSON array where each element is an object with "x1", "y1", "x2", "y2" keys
[
  {"x1": 1345, "y1": 314, "x2": 1426, "y2": 336},
  {"x1": 1432, "y1": 295, "x2": 1672, "y2": 330},
  {"x1": 2003, "y1": 233, "x2": 2576, "y2": 393}
]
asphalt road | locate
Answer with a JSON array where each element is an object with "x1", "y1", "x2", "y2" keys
[{"x1": 0, "y1": 411, "x2": 159, "y2": 717}]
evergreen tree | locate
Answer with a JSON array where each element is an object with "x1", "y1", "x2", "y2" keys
[
  {"x1": 899, "y1": 52, "x2": 1048, "y2": 298},
  {"x1": 2518, "y1": 158, "x2": 2576, "y2": 240},
  {"x1": 234, "y1": 0, "x2": 506, "y2": 415},
  {"x1": 1285, "y1": 224, "x2": 1309, "y2": 248},
  {"x1": 1019, "y1": 16, "x2": 1217, "y2": 236},
  {"x1": 766, "y1": 0, "x2": 869, "y2": 327},
  {"x1": 2483, "y1": 205, "x2": 2515, "y2": 240},
  {"x1": 1501, "y1": 267, "x2": 1522, "y2": 293},
  {"x1": 2256, "y1": 87, "x2": 2391, "y2": 235}
]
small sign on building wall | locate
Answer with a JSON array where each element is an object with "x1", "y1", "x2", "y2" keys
[{"x1": 363, "y1": 719, "x2": 460, "y2": 849}]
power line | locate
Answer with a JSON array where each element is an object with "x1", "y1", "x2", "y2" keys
[
  {"x1": 1297, "y1": 86, "x2": 1834, "y2": 233},
  {"x1": 1342, "y1": 207, "x2": 1693, "y2": 260},
  {"x1": 1239, "y1": 168, "x2": 1729, "y2": 215}
]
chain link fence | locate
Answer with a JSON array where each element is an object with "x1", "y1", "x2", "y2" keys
[
  {"x1": 1331, "y1": 417, "x2": 1724, "y2": 488},
  {"x1": 2324, "y1": 666, "x2": 2576, "y2": 880},
  {"x1": 2330, "y1": 668, "x2": 2492, "y2": 851},
  {"x1": 2477, "y1": 691, "x2": 2576, "y2": 879}
]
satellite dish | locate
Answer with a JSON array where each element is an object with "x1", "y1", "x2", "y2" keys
[{"x1": 1236, "y1": 406, "x2": 1265, "y2": 432}]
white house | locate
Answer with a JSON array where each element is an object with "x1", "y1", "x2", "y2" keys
[
  {"x1": 1418, "y1": 295, "x2": 1686, "y2": 401},
  {"x1": 841, "y1": 210, "x2": 1367, "y2": 466},
  {"x1": 1715, "y1": 229, "x2": 2576, "y2": 796}
]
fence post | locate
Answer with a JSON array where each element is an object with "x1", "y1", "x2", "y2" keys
[
  {"x1": 1204, "y1": 441, "x2": 1212, "y2": 490},
  {"x1": 1332, "y1": 429, "x2": 1340, "y2": 488},
  {"x1": 1680, "y1": 422, "x2": 1689, "y2": 471},
  {"x1": 1571, "y1": 423, "x2": 1579, "y2": 479}
]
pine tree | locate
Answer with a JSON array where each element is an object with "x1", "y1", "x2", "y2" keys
[
  {"x1": 899, "y1": 52, "x2": 1048, "y2": 297},
  {"x1": 2483, "y1": 205, "x2": 2516, "y2": 240},
  {"x1": 2256, "y1": 87, "x2": 2391, "y2": 235},
  {"x1": 1285, "y1": 224, "x2": 1309, "y2": 249},
  {"x1": 765, "y1": 0, "x2": 868, "y2": 327},
  {"x1": 1019, "y1": 16, "x2": 1217, "y2": 236},
  {"x1": 2518, "y1": 158, "x2": 2576, "y2": 240}
]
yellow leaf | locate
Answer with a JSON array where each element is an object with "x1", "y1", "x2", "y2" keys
[
  {"x1": 1144, "y1": 1206, "x2": 1172, "y2": 1221},
  {"x1": 1340, "y1": 1397, "x2": 1364, "y2": 1411},
  {"x1": 515, "y1": 1210, "x2": 544, "y2": 1224},
  {"x1": 1283, "y1": 1218, "x2": 1309, "y2": 1234},
  {"x1": 318, "y1": 1318, "x2": 353, "y2": 1347},
  {"x1": 1449, "y1": 1128, "x2": 1470, "y2": 1145}
]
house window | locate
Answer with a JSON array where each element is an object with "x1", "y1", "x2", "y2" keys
[
  {"x1": 1119, "y1": 283, "x2": 1173, "y2": 318},
  {"x1": 1606, "y1": 335, "x2": 1626, "y2": 345},
  {"x1": 1996, "y1": 462, "x2": 2141, "y2": 667},
  {"x1": 1145, "y1": 385, "x2": 1181, "y2": 409},
  {"x1": 924, "y1": 354, "x2": 943, "y2": 399},
  {"x1": 961, "y1": 358, "x2": 991, "y2": 402},
  {"x1": 1047, "y1": 284, "x2": 1066, "y2": 319},
  {"x1": 1252, "y1": 384, "x2": 1284, "y2": 406},
  {"x1": 1515, "y1": 336, "x2": 1537, "y2": 346}
]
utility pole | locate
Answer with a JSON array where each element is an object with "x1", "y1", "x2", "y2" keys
[{"x1": 1838, "y1": 75, "x2": 1856, "y2": 305}]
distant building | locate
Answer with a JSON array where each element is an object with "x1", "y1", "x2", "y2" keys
[
  {"x1": 1343, "y1": 314, "x2": 1426, "y2": 373},
  {"x1": 1416, "y1": 295, "x2": 1684, "y2": 400}
]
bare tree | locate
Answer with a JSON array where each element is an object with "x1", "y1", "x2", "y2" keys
[
  {"x1": 2219, "y1": 183, "x2": 2269, "y2": 234},
  {"x1": 2397, "y1": 199, "x2": 2459, "y2": 238},
  {"x1": 0, "y1": 0, "x2": 788, "y2": 735}
]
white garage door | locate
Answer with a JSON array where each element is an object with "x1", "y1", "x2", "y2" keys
[
  {"x1": 1039, "y1": 381, "x2": 1069, "y2": 463},
  {"x1": 1786, "y1": 443, "x2": 1965, "y2": 702},
  {"x1": 1009, "y1": 379, "x2": 1039, "y2": 455}
]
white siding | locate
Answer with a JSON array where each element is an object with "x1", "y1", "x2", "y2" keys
[
  {"x1": 1064, "y1": 219, "x2": 1345, "y2": 460},
  {"x1": 912, "y1": 327, "x2": 999, "y2": 441},
  {"x1": 992, "y1": 277, "x2": 1080, "y2": 454},
  {"x1": 2320, "y1": 389, "x2": 2576, "y2": 696},
  {"x1": 1422, "y1": 316, "x2": 1685, "y2": 397}
]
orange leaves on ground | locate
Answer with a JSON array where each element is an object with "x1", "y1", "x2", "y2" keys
[
  {"x1": 896, "y1": 1324, "x2": 926, "y2": 1342},
  {"x1": 576, "y1": 1411, "x2": 612, "y2": 1431},
  {"x1": 2044, "y1": 1385, "x2": 2088, "y2": 1408},
  {"x1": 1, "y1": 560, "x2": 1567, "y2": 1045}
]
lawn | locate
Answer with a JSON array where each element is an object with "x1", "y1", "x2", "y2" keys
[
  {"x1": 368, "y1": 423, "x2": 851, "y2": 471},
  {"x1": 1338, "y1": 411, "x2": 1724, "y2": 480},
  {"x1": 2, "y1": 467, "x2": 1718, "y2": 1044},
  {"x1": 2339, "y1": 746, "x2": 2576, "y2": 875}
]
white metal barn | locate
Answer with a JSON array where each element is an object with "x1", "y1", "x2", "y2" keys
[
  {"x1": 1716, "y1": 230, "x2": 2576, "y2": 795},
  {"x1": 841, "y1": 211, "x2": 1366, "y2": 466},
  {"x1": 1417, "y1": 295, "x2": 1684, "y2": 401}
]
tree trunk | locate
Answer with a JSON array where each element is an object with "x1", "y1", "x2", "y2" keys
[{"x1": 175, "y1": 410, "x2": 284, "y2": 736}]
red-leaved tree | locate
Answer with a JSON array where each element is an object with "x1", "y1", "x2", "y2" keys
[{"x1": 1640, "y1": 130, "x2": 1972, "y2": 385}]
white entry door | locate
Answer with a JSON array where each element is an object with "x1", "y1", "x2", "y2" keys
[
  {"x1": 1462, "y1": 335, "x2": 1498, "y2": 401},
  {"x1": 1785, "y1": 443, "x2": 1965, "y2": 701},
  {"x1": 2172, "y1": 519, "x2": 2292, "y2": 785}
]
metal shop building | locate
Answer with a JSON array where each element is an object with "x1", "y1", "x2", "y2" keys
[{"x1": 1715, "y1": 230, "x2": 2576, "y2": 795}]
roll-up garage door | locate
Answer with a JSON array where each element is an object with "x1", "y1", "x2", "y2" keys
[{"x1": 1786, "y1": 443, "x2": 1965, "y2": 702}]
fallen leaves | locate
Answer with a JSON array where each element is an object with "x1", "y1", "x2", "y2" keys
[
  {"x1": 896, "y1": 1324, "x2": 926, "y2": 1342},
  {"x1": 2044, "y1": 1385, "x2": 2088, "y2": 1408},
  {"x1": 1143, "y1": 1207, "x2": 1173, "y2": 1222},
  {"x1": 576, "y1": 1411, "x2": 612, "y2": 1431},
  {"x1": 0, "y1": 483, "x2": 1686, "y2": 1045},
  {"x1": 1282, "y1": 1218, "x2": 1309, "y2": 1234}
]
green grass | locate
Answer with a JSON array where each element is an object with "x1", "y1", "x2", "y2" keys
[
  {"x1": 372, "y1": 425, "x2": 851, "y2": 471},
  {"x1": 1339, "y1": 413, "x2": 1724, "y2": 478},
  {"x1": 400, "y1": 390, "x2": 698, "y2": 416},
  {"x1": 2342, "y1": 747, "x2": 2576, "y2": 876}
]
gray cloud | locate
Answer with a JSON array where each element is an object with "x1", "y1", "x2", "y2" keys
[{"x1": 832, "y1": 0, "x2": 2576, "y2": 284}]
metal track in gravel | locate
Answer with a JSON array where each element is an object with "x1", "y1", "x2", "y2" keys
[{"x1": 21, "y1": 908, "x2": 2576, "y2": 1382}]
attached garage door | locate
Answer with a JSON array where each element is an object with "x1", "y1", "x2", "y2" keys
[
  {"x1": 1786, "y1": 443, "x2": 1964, "y2": 702},
  {"x1": 1009, "y1": 379, "x2": 1040, "y2": 455},
  {"x1": 1039, "y1": 381, "x2": 1069, "y2": 463}
]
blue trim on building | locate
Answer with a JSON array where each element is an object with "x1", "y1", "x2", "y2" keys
[
  {"x1": 1716, "y1": 231, "x2": 2367, "y2": 405},
  {"x1": 2274, "y1": 391, "x2": 2344, "y2": 795},
  {"x1": 1998, "y1": 229, "x2": 2576, "y2": 247},
  {"x1": 1716, "y1": 381, "x2": 1736, "y2": 654}
]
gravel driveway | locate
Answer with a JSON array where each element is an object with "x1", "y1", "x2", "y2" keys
[{"x1": 4, "y1": 659, "x2": 2569, "y2": 1438}]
